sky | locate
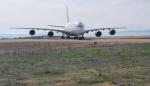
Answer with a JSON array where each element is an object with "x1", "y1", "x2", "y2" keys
[{"x1": 0, "y1": 0, "x2": 150, "y2": 37}]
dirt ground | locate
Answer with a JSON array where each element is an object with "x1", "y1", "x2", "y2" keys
[{"x1": 0, "y1": 37, "x2": 150, "y2": 54}]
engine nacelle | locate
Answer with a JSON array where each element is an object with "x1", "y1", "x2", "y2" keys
[
  {"x1": 29, "y1": 30, "x2": 35, "y2": 36},
  {"x1": 109, "y1": 30, "x2": 116, "y2": 35},
  {"x1": 48, "y1": 31, "x2": 54, "y2": 37},
  {"x1": 95, "y1": 31, "x2": 102, "y2": 37}
]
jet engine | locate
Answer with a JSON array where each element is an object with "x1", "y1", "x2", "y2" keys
[
  {"x1": 48, "y1": 31, "x2": 54, "y2": 37},
  {"x1": 109, "y1": 30, "x2": 116, "y2": 35},
  {"x1": 29, "y1": 30, "x2": 35, "y2": 36},
  {"x1": 95, "y1": 31, "x2": 102, "y2": 37}
]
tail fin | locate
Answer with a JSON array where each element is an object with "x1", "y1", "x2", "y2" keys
[{"x1": 65, "y1": 5, "x2": 70, "y2": 23}]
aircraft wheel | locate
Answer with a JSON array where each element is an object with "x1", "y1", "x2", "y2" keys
[
  {"x1": 74, "y1": 36, "x2": 78, "y2": 39},
  {"x1": 66, "y1": 36, "x2": 71, "y2": 39},
  {"x1": 79, "y1": 37, "x2": 84, "y2": 40},
  {"x1": 61, "y1": 36, "x2": 65, "y2": 39}
]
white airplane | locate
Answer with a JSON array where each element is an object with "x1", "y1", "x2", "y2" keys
[{"x1": 13, "y1": 6, "x2": 124, "y2": 40}]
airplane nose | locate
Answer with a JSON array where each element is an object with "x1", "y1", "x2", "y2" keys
[{"x1": 76, "y1": 22, "x2": 84, "y2": 28}]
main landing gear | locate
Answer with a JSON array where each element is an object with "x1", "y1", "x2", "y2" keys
[
  {"x1": 61, "y1": 36, "x2": 65, "y2": 39},
  {"x1": 74, "y1": 36, "x2": 84, "y2": 40},
  {"x1": 61, "y1": 36, "x2": 71, "y2": 39},
  {"x1": 61, "y1": 35, "x2": 85, "y2": 40}
]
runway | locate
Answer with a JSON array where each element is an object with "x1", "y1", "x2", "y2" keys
[
  {"x1": 0, "y1": 36, "x2": 150, "y2": 44},
  {"x1": 0, "y1": 37, "x2": 150, "y2": 54}
]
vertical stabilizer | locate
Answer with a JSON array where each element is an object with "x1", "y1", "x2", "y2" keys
[{"x1": 65, "y1": 5, "x2": 70, "y2": 23}]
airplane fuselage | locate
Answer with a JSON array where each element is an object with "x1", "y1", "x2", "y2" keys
[{"x1": 65, "y1": 21, "x2": 85, "y2": 36}]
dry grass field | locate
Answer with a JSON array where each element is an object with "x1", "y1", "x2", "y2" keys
[
  {"x1": 0, "y1": 37, "x2": 150, "y2": 86},
  {"x1": 0, "y1": 37, "x2": 150, "y2": 54}
]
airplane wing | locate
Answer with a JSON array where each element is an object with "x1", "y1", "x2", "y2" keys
[
  {"x1": 47, "y1": 25, "x2": 65, "y2": 28},
  {"x1": 83, "y1": 27, "x2": 125, "y2": 33},
  {"x1": 12, "y1": 28, "x2": 69, "y2": 34}
]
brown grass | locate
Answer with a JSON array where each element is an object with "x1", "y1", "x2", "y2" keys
[{"x1": 0, "y1": 38, "x2": 150, "y2": 54}]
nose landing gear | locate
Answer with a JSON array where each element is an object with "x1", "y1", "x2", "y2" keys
[
  {"x1": 66, "y1": 36, "x2": 71, "y2": 39},
  {"x1": 74, "y1": 36, "x2": 78, "y2": 39}
]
